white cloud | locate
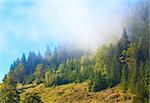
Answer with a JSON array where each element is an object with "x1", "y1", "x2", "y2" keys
[
  {"x1": 0, "y1": 0, "x2": 128, "y2": 52},
  {"x1": 26, "y1": 1, "x2": 126, "y2": 50}
]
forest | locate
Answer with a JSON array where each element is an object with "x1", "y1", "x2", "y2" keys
[{"x1": 0, "y1": 0, "x2": 149, "y2": 103}]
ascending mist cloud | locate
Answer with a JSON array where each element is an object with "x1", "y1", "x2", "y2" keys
[
  {"x1": 25, "y1": 0, "x2": 128, "y2": 50},
  {"x1": 0, "y1": 0, "x2": 130, "y2": 52}
]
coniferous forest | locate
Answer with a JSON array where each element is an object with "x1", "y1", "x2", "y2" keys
[{"x1": 0, "y1": 0, "x2": 149, "y2": 103}]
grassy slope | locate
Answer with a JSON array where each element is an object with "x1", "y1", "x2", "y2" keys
[{"x1": 19, "y1": 82, "x2": 132, "y2": 103}]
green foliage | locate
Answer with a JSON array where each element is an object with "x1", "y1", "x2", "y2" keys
[
  {"x1": 44, "y1": 70, "x2": 55, "y2": 87},
  {"x1": 88, "y1": 71, "x2": 107, "y2": 92},
  {"x1": 134, "y1": 62, "x2": 150, "y2": 102},
  {"x1": 13, "y1": 64, "x2": 26, "y2": 83},
  {"x1": 120, "y1": 65, "x2": 128, "y2": 92},
  {"x1": 34, "y1": 64, "x2": 45, "y2": 84},
  {"x1": 0, "y1": 1, "x2": 148, "y2": 103},
  {"x1": 23, "y1": 75, "x2": 35, "y2": 84},
  {"x1": 0, "y1": 81, "x2": 20, "y2": 103},
  {"x1": 94, "y1": 45, "x2": 109, "y2": 75},
  {"x1": 3, "y1": 3, "x2": 149, "y2": 101}
]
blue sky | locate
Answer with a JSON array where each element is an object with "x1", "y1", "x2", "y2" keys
[{"x1": 0, "y1": 0, "x2": 137, "y2": 81}]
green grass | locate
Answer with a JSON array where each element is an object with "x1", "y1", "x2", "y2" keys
[{"x1": 20, "y1": 82, "x2": 132, "y2": 103}]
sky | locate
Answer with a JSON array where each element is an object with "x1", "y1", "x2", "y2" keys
[{"x1": 0, "y1": 0, "x2": 137, "y2": 81}]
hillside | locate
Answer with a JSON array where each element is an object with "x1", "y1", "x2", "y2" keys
[
  {"x1": 19, "y1": 82, "x2": 132, "y2": 103},
  {"x1": 0, "y1": 1, "x2": 149, "y2": 102}
]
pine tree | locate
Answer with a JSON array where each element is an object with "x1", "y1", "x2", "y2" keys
[
  {"x1": 34, "y1": 64, "x2": 45, "y2": 84},
  {"x1": 121, "y1": 64, "x2": 128, "y2": 92},
  {"x1": 0, "y1": 77, "x2": 20, "y2": 103},
  {"x1": 21, "y1": 53, "x2": 26, "y2": 66},
  {"x1": 13, "y1": 64, "x2": 26, "y2": 83},
  {"x1": 123, "y1": 42, "x2": 137, "y2": 95},
  {"x1": 45, "y1": 45, "x2": 52, "y2": 61}
]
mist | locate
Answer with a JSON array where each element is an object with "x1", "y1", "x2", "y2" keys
[
  {"x1": 0, "y1": 0, "x2": 134, "y2": 53},
  {"x1": 28, "y1": 0, "x2": 128, "y2": 50},
  {"x1": 0, "y1": 0, "x2": 138, "y2": 81}
]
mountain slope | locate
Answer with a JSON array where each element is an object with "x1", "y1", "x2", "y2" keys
[{"x1": 19, "y1": 82, "x2": 132, "y2": 103}]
